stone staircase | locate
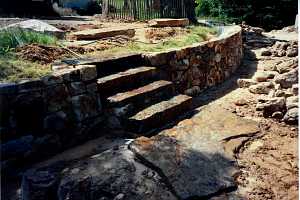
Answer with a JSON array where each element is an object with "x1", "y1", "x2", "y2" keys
[{"x1": 96, "y1": 64, "x2": 193, "y2": 133}]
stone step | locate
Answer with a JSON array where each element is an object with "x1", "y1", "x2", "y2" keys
[
  {"x1": 107, "y1": 80, "x2": 175, "y2": 115},
  {"x1": 126, "y1": 94, "x2": 193, "y2": 133},
  {"x1": 97, "y1": 66, "x2": 157, "y2": 98}
]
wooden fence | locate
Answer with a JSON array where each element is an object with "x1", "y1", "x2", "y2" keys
[{"x1": 102, "y1": 0, "x2": 187, "y2": 20}]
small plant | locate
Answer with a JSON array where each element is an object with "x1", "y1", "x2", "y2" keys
[{"x1": 0, "y1": 28, "x2": 57, "y2": 55}]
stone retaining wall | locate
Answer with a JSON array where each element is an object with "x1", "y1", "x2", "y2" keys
[
  {"x1": 1, "y1": 65, "x2": 103, "y2": 174},
  {"x1": 144, "y1": 26, "x2": 243, "y2": 96},
  {"x1": 0, "y1": 26, "x2": 243, "y2": 175}
]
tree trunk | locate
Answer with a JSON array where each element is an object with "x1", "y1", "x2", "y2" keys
[{"x1": 185, "y1": 0, "x2": 197, "y2": 24}]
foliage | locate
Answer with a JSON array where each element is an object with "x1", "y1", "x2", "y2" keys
[
  {"x1": 0, "y1": 28, "x2": 57, "y2": 55},
  {"x1": 0, "y1": 53, "x2": 51, "y2": 82},
  {"x1": 195, "y1": 0, "x2": 298, "y2": 30}
]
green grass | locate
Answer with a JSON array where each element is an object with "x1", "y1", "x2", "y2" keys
[
  {"x1": 0, "y1": 28, "x2": 57, "y2": 55},
  {"x1": 90, "y1": 25, "x2": 216, "y2": 57},
  {"x1": 0, "y1": 53, "x2": 51, "y2": 83}
]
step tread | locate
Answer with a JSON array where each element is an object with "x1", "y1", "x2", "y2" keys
[
  {"x1": 97, "y1": 66, "x2": 156, "y2": 84},
  {"x1": 107, "y1": 80, "x2": 173, "y2": 104},
  {"x1": 129, "y1": 94, "x2": 192, "y2": 121}
]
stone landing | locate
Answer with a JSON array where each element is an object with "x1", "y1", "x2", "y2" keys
[{"x1": 22, "y1": 105, "x2": 260, "y2": 200}]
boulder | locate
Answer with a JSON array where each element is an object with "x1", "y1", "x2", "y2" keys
[
  {"x1": 292, "y1": 84, "x2": 298, "y2": 95},
  {"x1": 3, "y1": 19, "x2": 65, "y2": 39},
  {"x1": 261, "y1": 49, "x2": 272, "y2": 56},
  {"x1": 258, "y1": 97, "x2": 286, "y2": 117},
  {"x1": 276, "y1": 58, "x2": 298, "y2": 74},
  {"x1": 286, "y1": 48, "x2": 298, "y2": 57},
  {"x1": 286, "y1": 96, "x2": 298, "y2": 110},
  {"x1": 249, "y1": 82, "x2": 274, "y2": 94},
  {"x1": 283, "y1": 107, "x2": 298, "y2": 124},
  {"x1": 274, "y1": 68, "x2": 298, "y2": 88},
  {"x1": 237, "y1": 78, "x2": 257, "y2": 88},
  {"x1": 253, "y1": 71, "x2": 274, "y2": 82}
]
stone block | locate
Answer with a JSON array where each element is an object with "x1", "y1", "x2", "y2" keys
[
  {"x1": 45, "y1": 84, "x2": 70, "y2": 113},
  {"x1": 71, "y1": 94, "x2": 101, "y2": 122},
  {"x1": 67, "y1": 82, "x2": 86, "y2": 96},
  {"x1": 78, "y1": 65, "x2": 97, "y2": 81},
  {"x1": 148, "y1": 18, "x2": 189, "y2": 27},
  {"x1": 42, "y1": 74, "x2": 63, "y2": 86}
]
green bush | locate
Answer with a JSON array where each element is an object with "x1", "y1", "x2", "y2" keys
[
  {"x1": 0, "y1": 28, "x2": 57, "y2": 55},
  {"x1": 195, "y1": 0, "x2": 297, "y2": 30}
]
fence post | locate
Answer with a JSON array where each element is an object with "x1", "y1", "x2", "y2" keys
[{"x1": 102, "y1": 0, "x2": 108, "y2": 19}]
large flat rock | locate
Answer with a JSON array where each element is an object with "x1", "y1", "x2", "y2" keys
[
  {"x1": 70, "y1": 27, "x2": 135, "y2": 40},
  {"x1": 130, "y1": 107, "x2": 260, "y2": 199},
  {"x1": 22, "y1": 147, "x2": 177, "y2": 200},
  {"x1": 148, "y1": 18, "x2": 189, "y2": 27}
]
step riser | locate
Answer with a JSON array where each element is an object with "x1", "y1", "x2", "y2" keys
[
  {"x1": 98, "y1": 68, "x2": 157, "y2": 99},
  {"x1": 110, "y1": 85, "x2": 175, "y2": 117},
  {"x1": 125, "y1": 97, "x2": 193, "y2": 133}
]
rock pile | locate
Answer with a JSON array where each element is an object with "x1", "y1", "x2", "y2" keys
[
  {"x1": 238, "y1": 47, "x2": 298, "y2": 124},
  {"x1": 261, "y1": 41, "x2": 298, "y2": 57}
]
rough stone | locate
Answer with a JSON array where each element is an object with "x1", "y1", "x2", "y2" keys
[
  {"x1": 41, "y1": 75, "x2": 63, "y2": 86},
  {"x1": 22, "y1": 162, "x2": 67, "y2": 200},
  {"x1": 272, "y1": 111, "x2": 284, "y2": 119},
  {"x1": 71, "y1": 94, "x2": 101, "y2": 122},
  {"x1": 78, "y1": 65, "x2": 97, "y2": 81},
  {"x1": 130, "y1": 107, "x2": 259, "y2": 199},
  {"x1": 67, "y1": 82, "x2": 86, "y2": 96},
  {"x1": 283, "y1": 107, "x2": 298, "y2": 124},
  {"x1": 43, "y1": 111, "x2": 69, "y2": 132},
  {"x1": 253, "y1": 71, "x2": 270, "y2": 82},
  {"x1": 258, "y1": 97, "x2": 286, "y2": 117},
  {"x1": 45, "y1": 84, "x2": 70, "y2": 113},
  {"x1": 249, "y1": 82, "x2": 274, "y2": 94},
  {"x1": 286, "y1": 96, "x2": 298, "y2": 110},
  {"x1": 261, "y1": 49, "x2": 272, "y2": 56},
  {"x1": 2, "y1": 135, "x2": 34, "y2": 160},
  {"x1": 237, "y1": 78, "x2": 257, "y2": 88},
  {"x1": 22, "y1": 148, "x2": 177, "y2": 200},
  {"x1": 184, "y1": 86, "x2": 201, "y2": 96},
  {"x1": 292, "y1": 84, "x2": 298, "y2": 95},
  {"x1": 286, "y1": 48, "x2": 298, "y2": 57},
  {"x1": 274, "y1": 68, "x2": 298, "y2": 88},
  {"x1": 276, "y1": 58, "x2": 298, "y2": 74}
]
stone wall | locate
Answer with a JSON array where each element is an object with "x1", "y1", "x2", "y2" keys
[
  {"x1": 144, "y1": 26, "x2": 243, "y2": 96},
  {"x1": 1, "y1": 65, "x2": 103, "y2": 175}
]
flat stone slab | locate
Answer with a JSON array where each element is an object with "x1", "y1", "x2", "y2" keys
[
  {"x1": 148, "y1": 18, "x2": 189, "y2": 27},
  {"x1": 127, "y1": 94, "x2": 193, "y2": 133},
  {"x1": 22, "y1": 147, "x2": 177, "y2": 200},
  {"x1": 107, "y1": 80, "x2": 174, "y2": 107},
  {"x1": 130, "y1": 107, "x2": 260, "y2": 199},
  {"x1": 97, "y1": 66, "x2": 157, "y2": 96},
  {"x1": 70, "y1": 27, "x2": 135, "y2": 40}
]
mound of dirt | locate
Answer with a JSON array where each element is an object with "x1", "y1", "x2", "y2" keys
[
  {"x1": 16, "y1": 44, "x2": 92, "y2": 64},
  {"x1": 145, "y1": 27, "x2": 188, "y2": 41}
]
